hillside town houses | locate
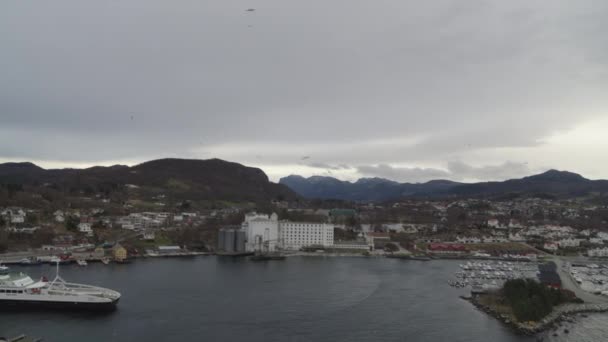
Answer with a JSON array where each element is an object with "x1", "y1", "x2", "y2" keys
[{"x1": 2, "y1": 194, "x2": 608, "y2": 259}]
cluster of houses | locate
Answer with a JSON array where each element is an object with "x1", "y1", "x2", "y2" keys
[
  {"x1": 4, "y1": 195, "x2": 608, "y2": 259},
  {"x1": 1, "y1": 208, "x2": 27, "y2": 224}
]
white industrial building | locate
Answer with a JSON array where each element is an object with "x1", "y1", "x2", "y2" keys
[
  {"x1": 242, "y1": 212, "x2": 281, "y2": 252},
  {"x1": 241, "y1": 212, "x2": 334, "y2": 252}
]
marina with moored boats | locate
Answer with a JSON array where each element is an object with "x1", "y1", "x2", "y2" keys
[{"x1": 448, "y1": 261, "x2": 539, "y2": 291}]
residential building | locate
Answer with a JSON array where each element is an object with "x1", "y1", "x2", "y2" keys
[
  {"x1": 588, "y1": 247, "x2": 608, "y2": 257},
  {"x1": 142, "y1": 231, "x2": 156, "y2": 241},
  {"x1": 456, "y1": 236, "x2": 482, "y2": 244},
  {"x1": 543, "y1": 242, "x2": 558, "y2": 252},
  {"x1": 557, "y1": 238, "x2": 581, "y2": 248},
  {"x1": 78, "y1": 222, "x2": 93, "y2": 235},
  {"x1": 10, "y1": 214, "x2": 25, "y2": 224},
  {"x1": 113, "y1": 244, "x2": 128, "y2": 261},
  {"x1": 157, "y1": 246, "x2": 182, "y2": 254},
  {"x1": 508, "y1": 232, "x2": 525, "y2": 242},
  {"x1": 7, "y1": 227, "x2": 39, "y2": 234}
]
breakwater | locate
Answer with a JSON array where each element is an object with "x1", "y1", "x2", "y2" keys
[{"x1": 464, "y1": 295, "x2": 608, "y2": 335}]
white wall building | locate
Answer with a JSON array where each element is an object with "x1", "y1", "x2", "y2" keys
[
  {"x1": 456, "y1": 236, "x2": 481, "y2": 244},
  {"x1": 242, "y1": 212, "x2": 281, "y2": 252},
  {"x1": 508, "y1": 232, "x2": 525, "y2": 242},
  {"x1": 281, "y1": 221, "x2": 334, "y2": 250},
  {"x1": 10, "y1": 214, "x2": 25, "y2": 224},
  {"x1": 588, "y1": 247, "x2": 608, "y2": 257},
  {"x1": 544, "y1": 242, "x2": 558, "y2": 251},
  {"x1": 78, "y1": 222, "x2": 93, "y2": 235},
  {"x1": 241, "y1": 212, "x2": 334, "y2": 252},
  {"x1": 557, "y1": 238, "x2": 581, "y2": 248}
]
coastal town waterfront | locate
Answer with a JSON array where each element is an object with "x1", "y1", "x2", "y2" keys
[{"x1": 1, "y1": 257, "x2": 534, "y2": 342}]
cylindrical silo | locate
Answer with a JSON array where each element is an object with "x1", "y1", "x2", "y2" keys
[
  {"x1": 218, "y1": 229, "x2": 226, "y2": 251},
  {"x1": 236, "y1": 230, "x2": 246, "y2": 253},
  {"x1": 224, "y1": 229, "x2": 235, "y2": 253}
]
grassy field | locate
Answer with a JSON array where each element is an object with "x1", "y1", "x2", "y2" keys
[
  {"x1": 413, "y1": 242, "x2": 536, "y2": 254},
  {"x1": 477, "y1": 293, "x2": 517, "y2": 320},
  {"x1": 466, "y1": 242, "x2": 536, "y2": 253}
]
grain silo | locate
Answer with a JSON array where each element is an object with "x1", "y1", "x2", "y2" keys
[
  {"x1": 236, "y1": 230, "x2": 246, "y2": 253},
  {"x1": 218, "y1": 229, "x2": 226, "y2": 251},
  {"x1": 224, "y1": 229, "x2": 236, "y2": 253}
]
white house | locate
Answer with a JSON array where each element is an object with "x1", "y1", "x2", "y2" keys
[
  {"x1": 54, "y1": 211, "x2": 65, "y2": 223},
  {"x1": 10, "y1": 211, "x2": 26, "y2": 224},
  {"x1": 78, "y1": 222, "x2": 93, "y2": 235},
  {"x1": 544, "y1": 242, "x2": 558, "y2": 251},
  {"x1": 456, "y1": 236, "x2": 482, "y2": 244},
  {"x1": 403, "y1": 225, "x2": 419, "y2": 234},
  {"x1": 508, "y1": 219, "x2": 523, "y2": 229},
  {"x1": 7, "y1": 226, "x2": 38, "y2": 234},
  {"x1": 589, "y1": 237, "x2": 604, "y2": 245},
  {"x1": 597, "y1": 232, "x2": 608, "y2": 241},
  {"x1": 557, "y1": 238, "x2": 581, "y2": 248},
  {"x1": 383, "y1": 223, "x2": 405, "y2": 233},
  {"x1": 579, "y1": 229, "x2": 592, "y2": 237},
  {"x1": 487, "y1": 219, "x2": 500, "y2": 228},
  {"x1": 508, "y1": 232, "x2": 526, "y2": 242},
  {"x1": 588, "y1": 247, "x2": 608, "y2": 257},
  {"x1": 482, "y1": 236, "x2": 508, "y2": 243},
  {"x1": 142, "y1": 231, "x2": 156, "y2": 241}
]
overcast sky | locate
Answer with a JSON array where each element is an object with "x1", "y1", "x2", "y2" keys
[{"x1": 2, "y1": 0, "x2": 608, "y2": 183}]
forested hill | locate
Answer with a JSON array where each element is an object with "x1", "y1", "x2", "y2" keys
[{"x1": 0, "y1": 158, "x2": 297, "y2": 206}]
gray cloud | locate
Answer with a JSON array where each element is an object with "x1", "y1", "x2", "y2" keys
[
  {"x1": 357, "y1": 165, "x2": 451, "y2": 183},
  {"x1": 307, "y1": 162, "x2": 351, "y2": 170},
  {"x1": 0, "y1": 0, "x2": 607, "y2": 180},
  {"x1": 357, "y1": 161, "x2": 532, "y2": 183},
  {"x1": 447, "y1": 161, "x2": 531, "y2": 181}
]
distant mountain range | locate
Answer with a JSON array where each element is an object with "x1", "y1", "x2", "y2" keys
[
  {"x1": 2, "y1": 158, "x2": 606, "y2": 205},
  {"x1": 280, "y1": 170, "x2": 608, "y2": 201},
  {"x1": 279, "y1": 175, "x2": 460, "y2": 202},
  {"x1": 0, "y1": 158, "x2": 296, "y2": 203}
]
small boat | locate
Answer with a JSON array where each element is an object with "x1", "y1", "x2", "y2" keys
[
  {"x1": 19, "y1": 257, "x2": 41, "y2": 266},
  {"x1": 101, "y1": 258, "x2": 110, "y2": 265},
  {"x1": 76, "y1": 260, "x2": 88, "y2": 267}
]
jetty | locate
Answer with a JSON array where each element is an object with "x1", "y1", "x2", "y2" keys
[{"x1": 465, "y1": 295, "x2": 608, "y2": 335}]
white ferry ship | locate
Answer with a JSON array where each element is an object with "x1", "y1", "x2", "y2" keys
[{"x1": 0, "y1": 264, "x2": 120, "y2": 311}]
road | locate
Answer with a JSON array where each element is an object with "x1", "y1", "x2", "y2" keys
[{"x1": 554, "y1": 257, "x2": 608, "y2": 304}]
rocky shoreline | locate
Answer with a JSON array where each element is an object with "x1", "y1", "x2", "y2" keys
[{"x1": 462, "y1": 295, "x2": 608, "y2": 335}]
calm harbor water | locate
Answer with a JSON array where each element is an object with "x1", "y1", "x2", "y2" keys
[{"x1": 0, "y1": 257, "x2": 606, "y2": 342}]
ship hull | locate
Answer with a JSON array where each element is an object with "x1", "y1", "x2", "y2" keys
[{"x1": 0, "y1": 298, "x2": 119, "y2": 312}]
